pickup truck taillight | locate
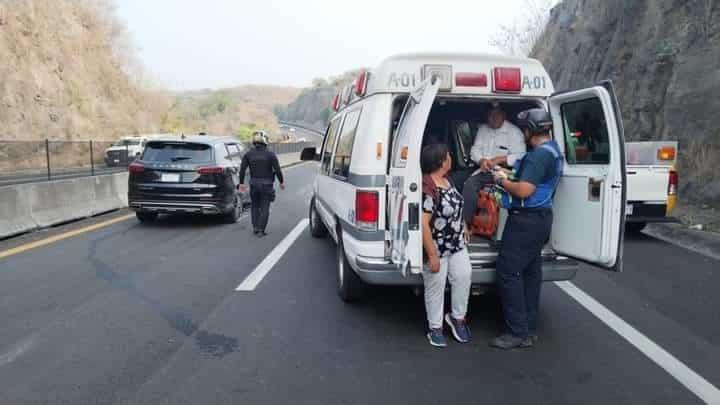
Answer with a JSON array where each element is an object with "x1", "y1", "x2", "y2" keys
[
  {"x1": 668, "y1": 170, "x2": 678, "y2": 195},
  {"x1": 356, "y1": 191, "x2": 379, "y2": 231}
]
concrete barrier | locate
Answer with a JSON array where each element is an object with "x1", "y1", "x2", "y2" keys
[
  {"x1": 0, "y1": 172, "x2": 129, "y2": 240},
  {"x1": 0, "y1": 185, "x2": 37, "y2": 239},
  {"x1": 92, "y1": 173, "x2": 128, "y2": 216}
]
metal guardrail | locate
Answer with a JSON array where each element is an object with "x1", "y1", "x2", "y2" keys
[{"x1": 0, "y1": 140, "x2": 317, "y2": 187}]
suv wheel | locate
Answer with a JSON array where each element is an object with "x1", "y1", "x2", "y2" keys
[
  {"x1": 222, "y1": 196, "x2": 241, "y2": 224},
  {"x1": 136, "y1": 212, "x2": 158, "y2": 223},
  {"x1": 309, "y1": 197, "x2": 328, "y2": 238},
  {"x1": 337, "y1": 229, "x2": 365, "y2": 302}
]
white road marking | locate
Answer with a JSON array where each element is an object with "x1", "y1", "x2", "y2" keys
[
  {"x1": 556, "y1": 281, "x2": 720, "y2": 405},
  {"x1": 235, "y1": 219, "x2": 309, "y2": 291}
]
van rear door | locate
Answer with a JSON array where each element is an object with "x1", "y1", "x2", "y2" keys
[
  {"x1": 389, "y1": 77, "x2": 440, "y2": 275},
  {"x1": 548, "y1": 81, "x2": 626, "y2": 271}
]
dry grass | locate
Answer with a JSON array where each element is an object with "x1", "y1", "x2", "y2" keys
[{"x1": 0, "y1": 0, "x2": 169, "y2": 141}]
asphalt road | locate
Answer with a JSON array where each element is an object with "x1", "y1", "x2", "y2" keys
[{"x1": 0, "y1": 162, "x2": 718, "y2": 404}]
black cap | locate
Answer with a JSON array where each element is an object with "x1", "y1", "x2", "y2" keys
[{"x1": 517, "y1": 108, "x2": 553, "y2": 135}]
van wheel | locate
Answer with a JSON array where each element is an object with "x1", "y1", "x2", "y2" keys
[
  {"x1": 337, "y1": 230, "x2": 365, "y2": 302},
  {"x1": 222, "y1": 196, "x2": 241, "y2": 224},
  {"x1": 626, "y1": 222, "x2": 646, "y2": 233},
  {"x1": 309, "y1": 197, "x2": 328, "y2": 238},
  {"x1": 136, "y1": 212, "x2": 158, "y2": 223}
]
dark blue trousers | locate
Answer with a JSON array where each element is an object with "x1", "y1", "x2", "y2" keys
[{"x1": 496, "y1": 209, "x2": 553, "y2": 338}]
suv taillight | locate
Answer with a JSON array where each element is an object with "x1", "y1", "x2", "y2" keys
[
  {"x1": 128, "y1": 163, "x2": 144, "y2": 173},
  {"x1": 356, "y1": 191, "x2": 379, "y2": 231},
  {"x1": 198, "y1": 166, "x2": 224, "y2": 175},
  {"x1": 668, "y1": 170, "x2": 678, "y2": 195}
]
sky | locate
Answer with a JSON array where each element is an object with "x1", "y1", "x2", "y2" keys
[{"x1": 115, "y1": 0, "x2": 550, "y2": 90}]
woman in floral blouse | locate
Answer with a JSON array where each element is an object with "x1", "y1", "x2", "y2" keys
[{"x1": 420, "y1": 143, "x2": 472, "y2": 348}]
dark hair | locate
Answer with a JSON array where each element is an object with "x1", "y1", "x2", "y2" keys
[{"x1": 421, "y1": 143, "x2": 449, "y2": 174}]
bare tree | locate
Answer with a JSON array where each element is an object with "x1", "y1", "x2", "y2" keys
[{"x1": 489, "y1": 0, "x2": 556, "y2": 56}]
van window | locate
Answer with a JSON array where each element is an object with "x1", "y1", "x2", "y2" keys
[
  {"x1": 321, "y1": 117, "x2": 342, "y2": 175},
  {"x1": 332, "y1": 107, "x2": 362, "y2": 178},
  {"x1": 561, "y1": 98, "x2": 610, "y2": 164},
  {"x1": 450, "y1": 120, "x2": 478, "y2": 169}
]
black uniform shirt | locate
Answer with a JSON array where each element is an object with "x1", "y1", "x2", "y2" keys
[{"x1": 239, "y1": 145, "x2": 284, "y2": 185}]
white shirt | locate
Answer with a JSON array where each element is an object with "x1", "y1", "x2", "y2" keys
[{"x1": 470, "y1": 121, "x2": 526, "y2": 167}]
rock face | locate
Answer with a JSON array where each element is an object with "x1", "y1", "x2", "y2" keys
[
  {"x1": 533, "y1": 0, "x2": 719, "y2": 146},
  {"x1": 274, "y1": 86, "x2": 336, "y2": 132},
  {"x1": 533, "y1": 0, "x2": 720, "y2": 204},
  {"x1": 0, "y1": 0, "x2": 167, "y2": 141}
]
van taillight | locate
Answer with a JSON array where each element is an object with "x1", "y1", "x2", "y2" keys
[
  {"x1": 129, "y1": 163, "x2": 144, "y2": 173},
  {"x1": 198, "y1": 166, "x2": 224, "y2": 175},
  {"x1": 455, "y1": 72, "x2": 488, "y2": 87},
  {"x1": 356, "y1": 191, "x2": 379, "y2": 231},
  {"x1": 668, "y1": 170, "x2": 678, "y2": 195},
  {"x1": 493, "y1": 67, "x2": 522, "y2": 93}
]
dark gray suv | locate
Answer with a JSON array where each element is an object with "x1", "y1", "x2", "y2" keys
[{"x1": 128, "y1": 135, "x2": 250, "y2": 223}]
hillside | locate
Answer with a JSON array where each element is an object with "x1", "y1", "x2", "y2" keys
[
  {"x1": 274, "y1": 70, "x2": 365, "y2": 132},
  {"x1": 0, "y1": 0, "x2": 167, "y2": 141},
  {"x1": 163, "y1": 85, "x2": 300, "y2": 141},
  {"x1": 533, "y1": 0, "x2": 720, "y2": 208}
]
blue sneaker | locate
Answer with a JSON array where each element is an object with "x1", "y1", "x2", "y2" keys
[
  {"x1": 426, "y1": 328, "x2": 447, "y2": 348},
  {"x1": 445, "y1": 314, "x2": 471, "y2": 343}
]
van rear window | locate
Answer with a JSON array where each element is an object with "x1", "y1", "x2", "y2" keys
[{"x1": 142, "y1": 142, "x2": 213, "y2": 163}]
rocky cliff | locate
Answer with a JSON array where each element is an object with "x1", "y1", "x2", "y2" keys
[{"x1": 533, "y1": 0, "x2": 720, "y2": 203}]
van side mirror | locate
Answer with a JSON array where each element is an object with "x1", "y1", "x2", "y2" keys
[{"x1": 300, "y1": 147, "x2": 319, "y2": 161}]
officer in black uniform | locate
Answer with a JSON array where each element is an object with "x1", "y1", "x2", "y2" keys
[
  {"x1": 239, "y1": 132, "x2": 285, "y2": 237},
  {"x1": 489, "y1": 109, "x2": 564, "y2": 350}
]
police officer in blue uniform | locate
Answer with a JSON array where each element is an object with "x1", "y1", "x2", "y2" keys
[{"x1": 489, "y1": 108, "x2": 563, "y2": 350}]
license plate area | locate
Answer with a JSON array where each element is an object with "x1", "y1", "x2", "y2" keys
[{"x1": 160, "y1": 173, "x2": 181, "y2": 183}]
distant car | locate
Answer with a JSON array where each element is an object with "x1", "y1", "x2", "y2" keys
[
  {"x1": 128, "y1": 135, "x2": 250, "y2": 224},
  {"x1": 105, "y1": 136, "x2": 147, "y2": 167}
]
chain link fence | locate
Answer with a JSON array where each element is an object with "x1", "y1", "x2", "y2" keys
[{"x1": 0, "y1": 140, "x2": 317, "y2": 187}]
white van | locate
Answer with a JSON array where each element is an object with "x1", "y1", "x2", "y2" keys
[{"x1": 300, "y1": 53, "x2": 627, "y2": 301}]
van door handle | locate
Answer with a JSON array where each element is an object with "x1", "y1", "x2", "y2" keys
[{"x1": 588, "y1": 177, "x2": 603, "y2": 201}]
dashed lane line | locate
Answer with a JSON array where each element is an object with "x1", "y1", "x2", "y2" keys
[
  {"x1": 235, "y1": 219, "x2": 309, "y2": 291},
  {"x1": 556, "y1": 281, "x2": 720, "y2": 405}
]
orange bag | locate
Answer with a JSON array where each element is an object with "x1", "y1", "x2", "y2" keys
[{"x1": 471, "y1": 191, "x2": 499, "y2": 238}]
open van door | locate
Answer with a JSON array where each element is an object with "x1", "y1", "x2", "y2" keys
[
  {"x1": 389, "y1": 77, "x2": 441, "y2": 276},
  {"x1": 548, "y1": 81, "x2": 626, "y2": 271}
]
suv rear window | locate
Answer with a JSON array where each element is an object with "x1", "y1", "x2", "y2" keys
[{"x1": 142, "y1": 142, "x2": 213, "y2": 163}]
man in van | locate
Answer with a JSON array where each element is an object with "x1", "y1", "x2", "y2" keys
[
  {"x1": 489, "y1": 108, "x2": 562, "y2": 350},
  {"x1": 462, "y1": 103, "x2": 526, "y2": 225},
  {"x1": 239, "y1": 132, "x2": 285, "y2": 237}
]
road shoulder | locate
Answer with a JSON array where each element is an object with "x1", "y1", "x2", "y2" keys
[{"x1": 645, "y1": 223, "x2": 720, "y2": 261}]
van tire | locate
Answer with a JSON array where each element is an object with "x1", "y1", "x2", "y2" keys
[
  {"x1": 309, "y1": 197, "x2": 328, "y2": 238},
  {"x1": 336, "y1": 230, "x2": 365, "y2": 302},
  {"x1": 626, "y1": 222, "x2": 646, "y2": 233},
  {"x1": 136, "y1": 212, "x2": 158, "y2": 223}
]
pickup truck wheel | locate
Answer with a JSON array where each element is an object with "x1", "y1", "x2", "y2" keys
[
  {"x1": 337, "y1": 230, "x2": 364, "y2": 302},
  {"x1": 136, "y1": 212, "x2": 158, "y2": 223},
  {"x1": 626, "y1": 222, "x2": 647, "y2": 233},
  {"x1": 309, "y1": 197, "x2": 328, "y2": 238},
  {"x1": 222, "y1": 196, "x2": 241, "y2": 224}
]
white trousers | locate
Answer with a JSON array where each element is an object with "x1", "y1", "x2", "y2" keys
[{"x1": 422, "y1": 248, "x2": 472, "y2": 329}]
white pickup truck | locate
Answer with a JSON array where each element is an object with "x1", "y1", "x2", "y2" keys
[{"x1": 625, "y1": 141, "x2": 679, "y2": 232}]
